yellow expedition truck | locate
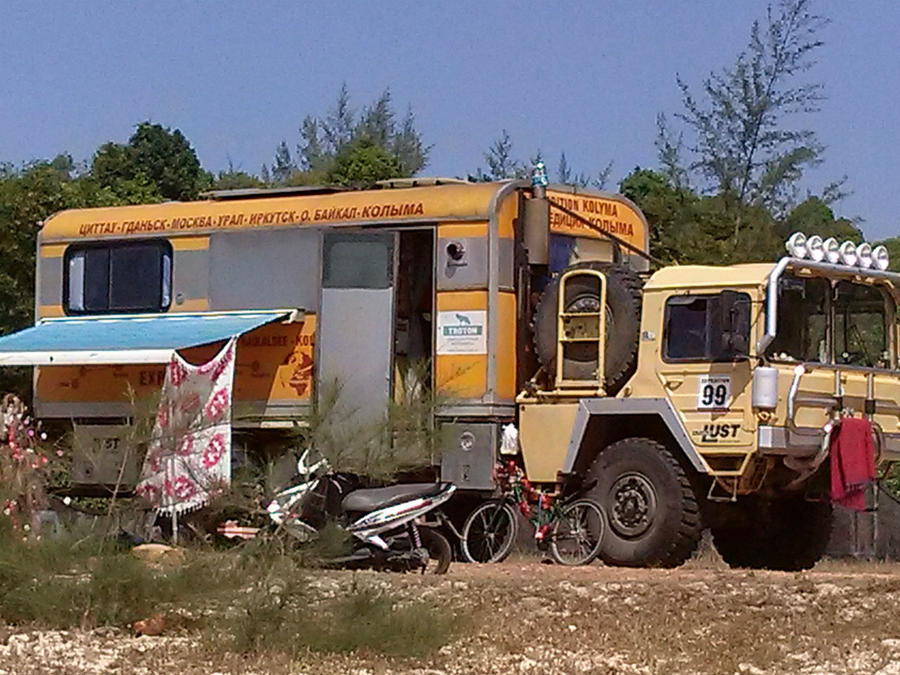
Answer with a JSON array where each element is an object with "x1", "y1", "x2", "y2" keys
[{"x1": 0, "y1": 175, "x2": 896, "y2": 570}]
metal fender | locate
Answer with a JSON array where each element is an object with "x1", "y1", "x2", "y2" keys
[{"x1": 561, "y1": 398, "x2": 707, "y2": 474}]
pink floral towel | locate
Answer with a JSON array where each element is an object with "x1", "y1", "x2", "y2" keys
[{"x1": 136, "y1": 338, "x2": 236, "y2": 514}]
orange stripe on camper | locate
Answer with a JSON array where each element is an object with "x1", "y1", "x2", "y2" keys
[
  {"x1": 171, "y1": 236, "x2": 209, "y2": 251},
  {"x1": 39, "y1": 245, "x2": 68, "y2": 259}
]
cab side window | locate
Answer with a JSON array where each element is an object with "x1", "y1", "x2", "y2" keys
[{"x1": 663, "y1": 293, "x2": 750, "y2": 362}]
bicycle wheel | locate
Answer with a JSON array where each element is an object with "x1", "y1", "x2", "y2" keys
[
  {"x1": 460, "y1": 500, "x2": 518, "y2": 563},
  {"x1": 549, "y1": 498, "x2": 605, "y2": 566}
]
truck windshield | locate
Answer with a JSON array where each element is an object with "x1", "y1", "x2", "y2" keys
[{"x1": 768, "y1": 275, "x2": 891, "y2": 369}]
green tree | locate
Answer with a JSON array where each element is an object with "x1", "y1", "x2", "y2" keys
[
  {"x1": 621, "y1": 166, "x2": 862, "y2": 266},
  {"x1": 328, "y1": 137, "x2": 401, "y2": 187},
  {"x1": 480, "y1": 129, "x2": 523, "y2": 180},
  {"x1": 93, "y1": 122, "x2": 211, "y2": 201},
  {"x1": 270, "y1": 141, "x2": 296, "y2": 184},
  {"x1": 621, "y1": 167, "x2": 784, "y2": 265},
  {"x1": 557, "y1": 151, "x2": 613, "y2": 190},
  {"x1": 661, "y1": 0, "x2": 834, "y2": 244},
  {"x1": 212, "y1": 169, "x2": 265, "y2": 191},
  {"x1": 621, "y1": 167, "x2": 715, "y2": 263},
  {"x1": 271, "y1": 86, "x2": 429, "y2": 187},
  {"x1": 779, "y1": 197, "x2": 862, "y2": 242},
  {"x1": 391, "y1": 105, "x2": 429, "y2": 177}
]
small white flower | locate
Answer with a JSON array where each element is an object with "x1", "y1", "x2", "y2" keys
[
  {"x1": 39, "y1": 432, "x2": 47, "y2": 441},
  {"x1": 22, "y1": 524, "x2": 30, "y2": 532},
  {"x1": 63, "y1": 497, "x2": 72, "y2": 506}
]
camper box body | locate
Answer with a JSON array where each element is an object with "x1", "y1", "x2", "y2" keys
[{"x1": 30, "y1": 180, "x2": 649, "y2": 489}]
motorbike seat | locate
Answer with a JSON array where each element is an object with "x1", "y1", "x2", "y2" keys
[{"x1": 341, "y1": 483, "x2": 446, "y2": 513}]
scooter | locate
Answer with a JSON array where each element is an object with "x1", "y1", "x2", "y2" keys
[{"x1": 265, "y1": 451, "x2": 456, "y2": 574}]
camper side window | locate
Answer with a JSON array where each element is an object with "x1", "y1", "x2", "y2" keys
[{"x1": 65, "y1": 241, "x2": 172, "y2": 314}]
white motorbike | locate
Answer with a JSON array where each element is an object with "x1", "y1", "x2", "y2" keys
[{"x1": 265, "y1": 451, "x2": 456, "y2": 574}]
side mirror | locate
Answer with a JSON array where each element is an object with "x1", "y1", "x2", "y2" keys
[{"x1": 719, "y1": 290, "x2": 750, "y2": 358}]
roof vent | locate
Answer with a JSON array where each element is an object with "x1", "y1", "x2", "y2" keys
[
  {"x1": 202, "y1": 185, "x2": 350, "y2": 201},
  {"x1": 374, "y1": 177, "x2": 470, "y2": 189}
]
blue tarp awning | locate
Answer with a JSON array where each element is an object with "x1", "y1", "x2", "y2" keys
[{"x1": 0, "y1": 310, "x2": 295, "y2": 366}]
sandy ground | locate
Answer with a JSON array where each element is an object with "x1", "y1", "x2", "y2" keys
[{"x1": 3, "y1": 555, "x2": 900, "y2": 674}]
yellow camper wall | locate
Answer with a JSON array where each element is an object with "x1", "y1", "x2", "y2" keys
[
  {"x1": 435, "y1": 291, "x2": 516, "y2": 401},
  {"x1": 35, "y1": 317, "x2": 316, "y2": 405},
  {"x1": 37, "y1": 235, "x2": 213, "y2": 319},
  {"x1": 496, "y1": 291, "x2": 516, "y2": 400},
  {"x1": 435, "y1": 291, "x2": 488, "y2": 398}
]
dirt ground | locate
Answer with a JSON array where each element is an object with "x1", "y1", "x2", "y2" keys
[{"x1": 4, "y1": 554, "x2": 900, "y2": 675}]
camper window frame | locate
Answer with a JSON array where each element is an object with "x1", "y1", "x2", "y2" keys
[{"x1": 63, "y1": 239, "x2": 173, "y2": 315}]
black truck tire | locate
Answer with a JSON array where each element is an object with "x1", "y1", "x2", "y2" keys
[
  {"x1": 532, "y1": 261, "x2": 642, "y2": 394},
  {"x1": 587, "y1": 438, "x2": 702, "y2": 568},
  {"x1": 711, "y1": 497, "x2": 832, "y2": 571}
]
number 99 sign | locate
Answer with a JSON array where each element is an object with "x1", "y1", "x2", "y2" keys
[{"x1": 697, "y1": 375, "x2": 731, "y2": 410}]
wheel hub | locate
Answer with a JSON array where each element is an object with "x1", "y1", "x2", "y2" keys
[{"x1": 609, "y1": 473, "x2": 657, "y2": 537}]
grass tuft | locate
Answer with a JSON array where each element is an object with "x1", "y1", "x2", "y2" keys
[
  {"x1": 222, "y1": 576, "x2": 462, "y2": 658},
  {"x1": 0, "y1": 526, "x2": 462, "y2": 659}
]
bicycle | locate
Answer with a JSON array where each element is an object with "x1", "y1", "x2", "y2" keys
[{"x1": 459, "y1": 461, "x2": 605, "y2": 566}]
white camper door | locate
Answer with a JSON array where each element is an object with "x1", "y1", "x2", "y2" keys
[{"x1": 317, "y1": 231, "x2": 395, "y2": 432}]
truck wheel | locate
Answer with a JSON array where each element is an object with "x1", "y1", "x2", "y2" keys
[
  {"x1": 587, "y1": 438, "x2": 701, "y2": 567},
  {"x1": 712, "y1": 498, "x2": 832, "y2": 571},
  {"x1": 532, "y1": 262, "x2": 642, "y2": 394}
]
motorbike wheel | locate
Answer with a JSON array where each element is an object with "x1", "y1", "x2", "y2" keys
[
  {"x1": 460, "y1": 500, "x2": 518, "y2": 563},
  {"x1": 419, "y1": 527, "x2": 452, "y2": 575},
  {"x1": 549, "y1": 498, "x2": 605, "y2": 566}
]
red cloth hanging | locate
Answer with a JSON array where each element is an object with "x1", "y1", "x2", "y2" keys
[{"x1": 829, "y1": 417, "x2": 876, "y2": 511}]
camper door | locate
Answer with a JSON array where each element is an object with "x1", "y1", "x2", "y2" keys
[{"x1": 318, "y1": 231, "x2": 396, "y2": 431}]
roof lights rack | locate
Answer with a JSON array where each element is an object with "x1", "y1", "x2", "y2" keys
[{"x1": 785, "y1": 232, "x2": 889, "y2": 271}]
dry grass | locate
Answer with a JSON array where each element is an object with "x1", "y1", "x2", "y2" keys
[
  {"x1": 0, "y1": 530, "x2": 464, "y2": 667},
  {"x1": 430, "y1": 561, "x2": 900, "y2": 675},
  {"x1": 4, "y1": 547, "x2": 900, "y2": 673}
]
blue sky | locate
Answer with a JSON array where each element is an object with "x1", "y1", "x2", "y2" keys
[{"x1": 2, "y1": 2, "x2": 898, "y2": 240}]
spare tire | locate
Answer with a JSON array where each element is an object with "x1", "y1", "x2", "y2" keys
[{"x1": 532, "y1": 262, "x2": 642, "y2": 394}]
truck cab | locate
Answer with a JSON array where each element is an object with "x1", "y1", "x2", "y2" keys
[{"x1": 520, "y1": 232, "x2": 898, "y2": 569}]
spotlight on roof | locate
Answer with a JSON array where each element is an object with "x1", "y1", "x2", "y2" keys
[
  {"x1": 806, "y1": 235, "x2": 824, "y2": 262},
  {"x1": 783, "y1": 233, "x2": 891, "y2": 272},
  {"x1": 822, "y1": 237, "x2": 840, "y2": 264},
  {"x1": 856, "y1": 242, "x2": 873, "y2": 269},
  {"x1": 873, "y1": 245, "x2": 890, "y2": 271},
  {"x1": 836, "y1": 241, "x2": 857, "y2": 266},
  {"x1": 785, "y1": 232, "x2": 808, "y2": 259}
]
